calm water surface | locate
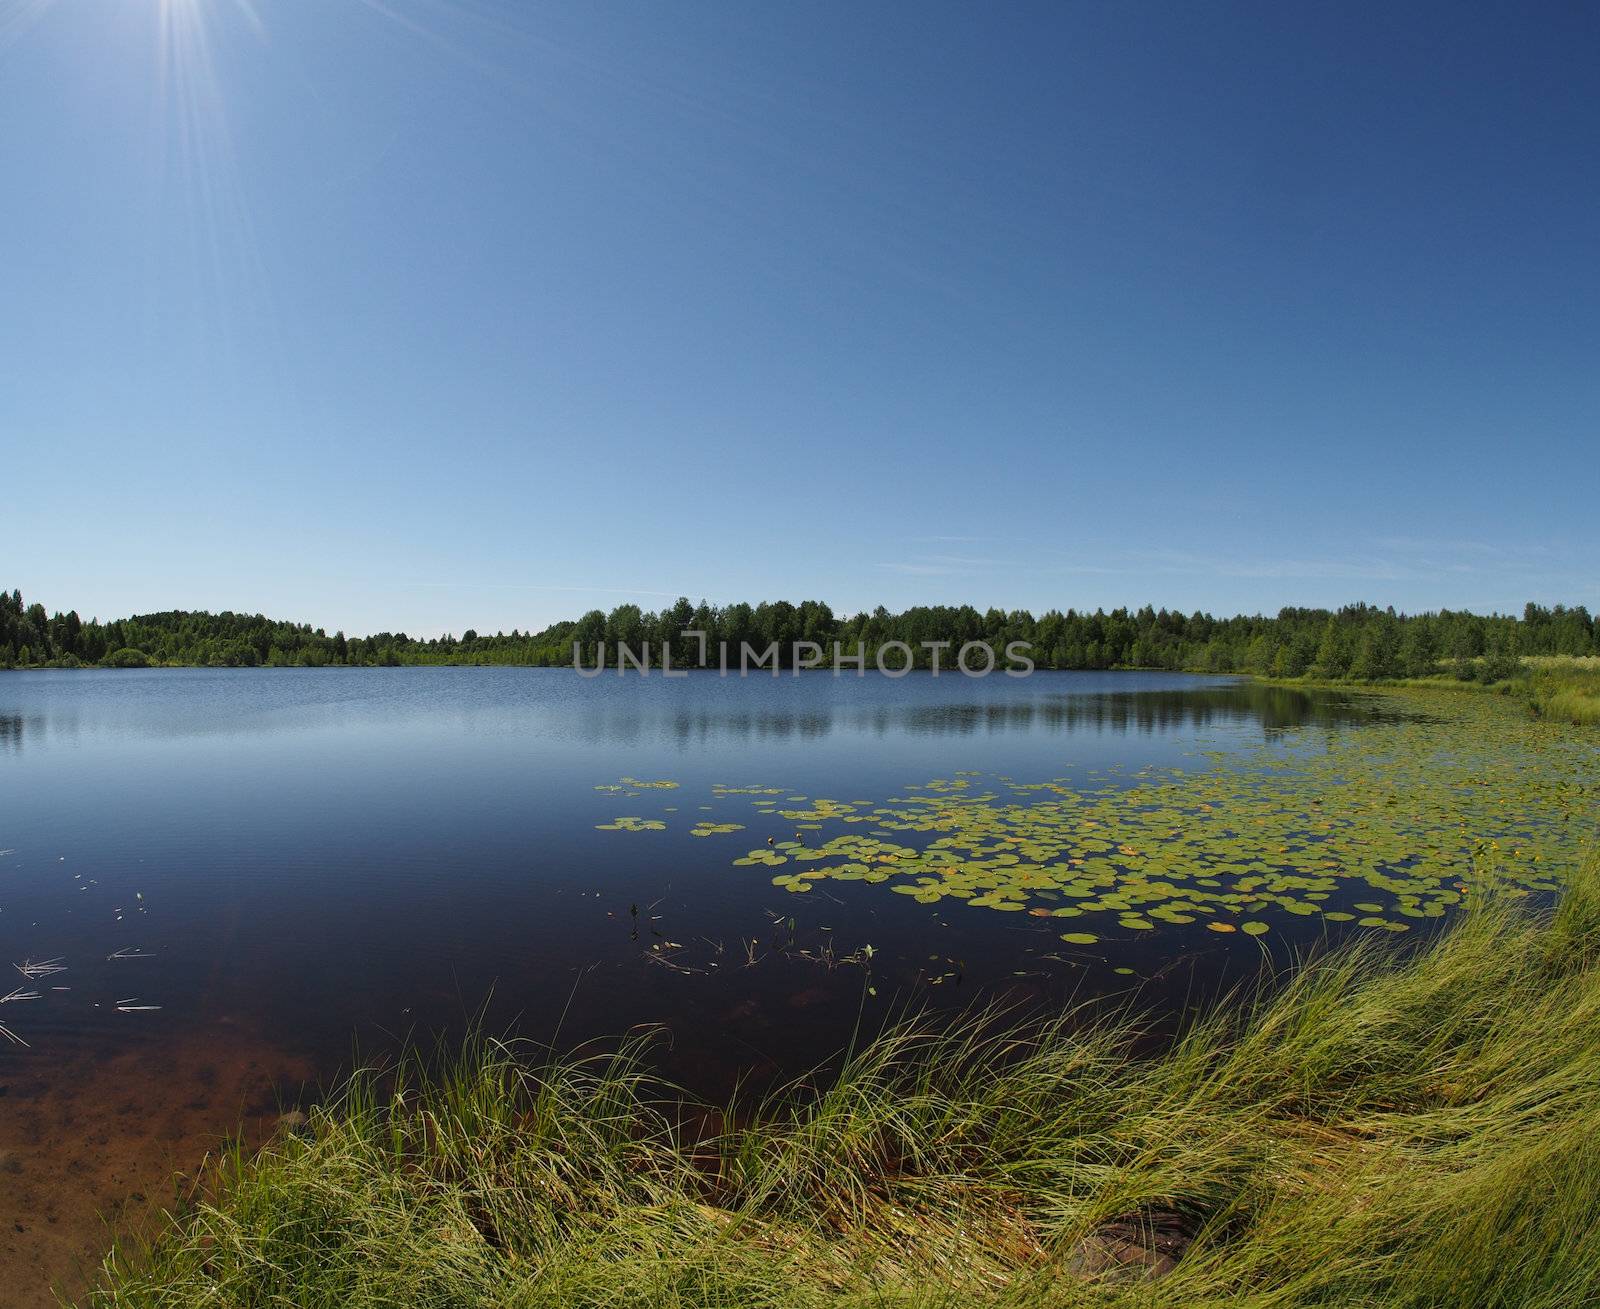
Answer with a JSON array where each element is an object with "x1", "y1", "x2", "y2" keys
[{"x1": 1, "y1": 668, "x2": 1387, "y2": 1091}]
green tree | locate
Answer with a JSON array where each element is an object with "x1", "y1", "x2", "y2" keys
[
  {"x1": 1350, "y1": 623, "x2": 1398, "y2": 680},
  {"x1": 1397, "y1": 624, "x2": 1438, "y2": 678},
  {"x1": 1311, "y1": 620, "x2": 1349, "y2": 678},
  {"x1": 104, "y1": 647, "x2": 150, "y2": 668}
]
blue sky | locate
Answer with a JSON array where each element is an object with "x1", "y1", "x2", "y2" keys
[{"x1": 3, "y1": 1, "x2": 1596, "y2": 636}]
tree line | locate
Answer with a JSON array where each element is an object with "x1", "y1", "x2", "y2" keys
[{"x1": 3, "y1": 587, "x2": 1596, "y2": 681}]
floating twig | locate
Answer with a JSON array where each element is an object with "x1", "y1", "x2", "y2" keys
[
  {"x1": 0, "y1": 1021, "x2": 27, "y2": 1047},
  {"x1": 107, "y1": 947, "x2": 154, "y2": 960},
  {"x1": 14, "y1": 958, "x2": 66, "y2": 979},
  {"x1": 116, "y1": 998, "x2": 162, "y2": 1012},
  {"x1": 1, "y1": 986, "x2": 40, "y2": 1003},
  {"x1": 644, "y1": 953, "x2": 705, "y2": 976}
]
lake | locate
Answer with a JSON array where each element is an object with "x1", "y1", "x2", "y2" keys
[
  {"x1": 0, "y1": 668, "x2": 1373, "y2": 1072},
  {"x1": 1, "y1": 667, "x2": 1594, "y2": 1290}
]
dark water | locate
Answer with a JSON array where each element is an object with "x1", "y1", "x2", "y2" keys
[{"x1": 1, "y1": 668, "x2": 1386, "y2": 1094}]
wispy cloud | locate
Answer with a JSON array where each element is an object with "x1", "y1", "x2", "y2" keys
[
  {"x1": 876, "y1": 537, "x2": 1584, "y2": 592},
  {"x1": 409, "y1": 581, "x2": 691, "y2": 599},
  {"x1": 1022, "y1": 539, "x2": 1572, "y2": 586},
  {"x1": 877, "y1": 553, "x2": 1016, "y2": 578},
  {"x1": 1374, "y1": 536, "x2": 1555, "y2": 560}
]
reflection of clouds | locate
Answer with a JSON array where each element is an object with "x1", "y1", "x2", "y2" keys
[
  {"x1": 0, "y1": 671, "x2": 1398, "y2": 757},
  {"x1": 577, "y1": 684, "x2": 1389, "y2": 747},
  {"x1": 895, "y1": 687, "x2": 1386, "y2": 736}
]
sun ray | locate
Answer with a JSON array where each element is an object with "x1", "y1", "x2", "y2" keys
[
  {"x1": 144, "y1": 0, "x2": 278, "y2": 365},
  {"x1": 0, "y1": 0, "x2": 55, "y2": 52}
]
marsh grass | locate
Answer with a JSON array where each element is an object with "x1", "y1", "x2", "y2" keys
[
  {"x1": 1524, "y1": 658, "x2": 1600, "y2": 726},
  {"x1": 85, "y1": 853, "x2": 1600, "y2": 1308},
  {"x1": 1279, "y1": 659, "x2": 1600, "y2": 727}
]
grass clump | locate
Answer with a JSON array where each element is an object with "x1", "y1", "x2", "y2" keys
[{"x1": 86, "y1": 853, "x2": 1600, "y2": 1308}]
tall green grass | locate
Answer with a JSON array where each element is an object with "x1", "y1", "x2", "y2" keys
[
  {"x1": 84, "y1": 852, "x2": 1600, "y2": 1308},
  {"x1": 1524, "y1": 658, "x2": 1600, "y2": 726}
]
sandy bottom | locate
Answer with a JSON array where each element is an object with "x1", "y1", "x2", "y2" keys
[{"x1": 0, "y1": 1019, "x2": 316, "y2": 1309}]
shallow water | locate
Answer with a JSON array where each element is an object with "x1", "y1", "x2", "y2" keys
[{"x1": 6, "y1": 667, "x2": 1595, "y2": 1299}]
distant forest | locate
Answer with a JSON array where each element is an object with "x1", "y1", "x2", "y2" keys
[{"x1": 4, "y1": 587, "x2": 1598, "y2": 681}]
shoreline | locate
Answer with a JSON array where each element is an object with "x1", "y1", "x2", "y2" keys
[{"x1": 78, "y1": 851, "x2": 1600, "y2": 1306}]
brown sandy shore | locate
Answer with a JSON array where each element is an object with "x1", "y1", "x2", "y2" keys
[{"x1": 0, "y1": 1021, "x2": 313, "y2": 1309}]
